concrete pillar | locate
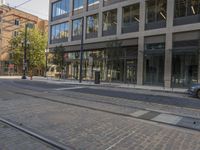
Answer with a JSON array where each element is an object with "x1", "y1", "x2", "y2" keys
[
  {"x1": 117, "y1": 7, "x2": 122, "y2": 36},
  {"x1": 137, "y1": 37, "x2": 144, "y2": 85},
  {"x1": 136, "y1": 0, "x2": 145, "y2": 85},
  {"x1": 48, "y1": 1, "x2": 52, "y2": 46},
  {"x1": 68, "y1": 0, "x2": 74, "y2": 42},
  {"x1": 164, "y1": 0, "x2": 174, "y2": 88},
  {"x1": 98, "y1": 0, "x2": 103, "y2": 37},
  {"x1": 198, "y1": 39, "x2": 200, "y2": 83}
]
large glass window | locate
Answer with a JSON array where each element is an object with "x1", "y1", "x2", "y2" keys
[
  {"x1": 144, "y1": 43, "x2": 165, "y2": 85},
  {"x1": 146, "y1": 0, "x2": 167, "y2": 23},
  {"x1": 51, "y1": 22, "x2": 69, "y2": 43},
  {"x1": 74, "y1": 0, "x2": 83, "y2": 10},
  {"x1": 86, "y1": 14, "x2": 98, "y2": 38},
  {"x1": 88, "y1": 0, "x2": 99, "y2": 6},
  {"x1": 123, "y1": 4, "x2": 140, "y2": 25},
  {"x1": 72, "y1": 18, "x2": 83, "y2": 40},
  {"x1": 52, "y1": 0, "x2": 70, "y2": 19},
  {"x1": 175, "y1": 0, "x2": 200, "y2": 18},
  {"x1": 103, "y1": 9, "x2": 117, "y2": 36},
  {"x1": 122, "y1": 3, "x2": 140, "y2": 33}
]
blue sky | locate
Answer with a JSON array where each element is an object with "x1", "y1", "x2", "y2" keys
[{"x1": 5, "y1": 0, "x2": 49, "y2": 20}]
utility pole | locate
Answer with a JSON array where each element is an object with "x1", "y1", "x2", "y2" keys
[
  {"x1": 79, "y1": 17, "x2": 84, "y2": 83},
  {"x1": 22, "y1": 24, "x2": 28, "y2": 79}
]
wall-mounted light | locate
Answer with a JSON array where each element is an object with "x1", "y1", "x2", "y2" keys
[
  {"x1": 191, "y1": 6, "x2": 195, "y2": 15},
  {"x1": 160, "y1": 12, "x2": 166, "y2": 20},
  {"x1": 134, "y1": 17, "x2": 140, "y2": 23}
]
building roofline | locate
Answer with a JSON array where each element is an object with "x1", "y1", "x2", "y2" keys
[{"x1": 0, "y1": 4, "x2": 48, "y2": 22}]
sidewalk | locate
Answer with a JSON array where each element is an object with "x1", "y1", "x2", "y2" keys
[
  {"x1": 0, "y1": 76, "x2": 187, "y2": 93},
  {"x1": 31, "y1": 76, "x2": 187, "y2": 94}
]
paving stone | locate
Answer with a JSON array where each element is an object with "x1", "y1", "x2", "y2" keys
[
  {"x1": 152, "y1": 114, "x2": 183, "y2": 125},
  {"x1": 130, "y1": 110, "x2": 149, "y2": 117}
]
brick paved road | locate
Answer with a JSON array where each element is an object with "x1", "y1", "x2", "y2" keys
[
  {"x1": 0, "y1": 121, "x2": 54, "y2": 150},
  {"x1": 0, "y1": 79, "x2": 200, "y2": 150}
]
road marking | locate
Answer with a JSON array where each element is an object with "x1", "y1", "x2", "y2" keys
[
  {"x1": 54, "y1": 87, "x2": 84, "y2": 91},
  {"x1": 105, "y1": 131, "x2": 135, "y2": 150},
  {"x1": 152, "y1": 114, "x2": 183, "y2": 125},
  {"x1": 130, "y1": 110, "x2": 149, "y2": 117}
]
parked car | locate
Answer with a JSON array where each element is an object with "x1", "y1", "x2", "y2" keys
[{"x1": 188, "y1": 84, "x2": 200, "y2": 98}]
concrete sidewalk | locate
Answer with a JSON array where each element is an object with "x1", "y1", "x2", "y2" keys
[{"x1": 2, "y1": 76, "x2": 187, "y2": 94}]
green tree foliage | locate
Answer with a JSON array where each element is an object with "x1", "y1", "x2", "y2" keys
[
  {"x1": 9, "y1": 28, "x2": 47, "y2": 72},
  {"x1": 53, "y1": 45, "x2": 65, "y2": 72}
]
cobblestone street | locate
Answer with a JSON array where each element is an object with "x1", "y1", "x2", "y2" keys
[{"x1": 0, "y1": 78, "x2": 200, "y2": 150}]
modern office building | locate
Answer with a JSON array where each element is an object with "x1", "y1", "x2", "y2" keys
[
  {"x1": 0, "y1": 4, "x2": 48, "y2": 75},
  {"x1": 48, "y1": 0, "x2": 200, "y2": 88}
]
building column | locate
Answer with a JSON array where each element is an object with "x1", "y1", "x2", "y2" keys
[
  {"x1": 137, "y1": 37, "x2": 144, "y2": 85},
  {"x1": 164, "y1": 0, "x2": 174, "y2": 88},
  {"x1": 137, "y1": 0, "x2": 145, "y2": 85},
  {"x1": 68, "y1": 0, "x2": 74, "y2": 42},
  {"x1": 117, "y1": 7, "x2": 122, "y2": 36},
  {"x1": 198, "y1": 41, "x2": 200, "y2": 83},
  {"x1": 164, "y1": 33, "x2": 173, "y2": 88},
  {"x1": 98, "y1": 0, "x2": 103, "y2": 37}
]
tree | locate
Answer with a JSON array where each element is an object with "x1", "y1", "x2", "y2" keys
[
  {"x1": 9, "y1": 28, "x2": 47, "y2": 76},
  {"x1": 53, "y1": 45, "x2": 65, "y2": 72}
]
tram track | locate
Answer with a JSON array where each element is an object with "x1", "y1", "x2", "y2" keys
[
  {"x1": 0, "y1": 117, "x2": 75, "y2": 150},
  {"x1": 12, "y1": 90, "x2": 200, "y2": 133}
]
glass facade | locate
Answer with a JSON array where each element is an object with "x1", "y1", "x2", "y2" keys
[
  {"x1": 172, "y1": 40, "x2": 199, "y2": 87},
  {"x1": 72, "y1": 18, "x2": 83, "y2": 40},
  {"x1": 122, "y1": 3, "x2": 140, "y2": 33},
  {"x1": 86, "y1": 14, "x2": 98, "y2": 38},
  {"x1": 103, "y1": 9, "x2": 117, "y2": 36},
  {"x1": 175, "y1": 0, "x2": 200, "y2": 18},
  {"x1": 64, "y1": 47, "x2": 137, "y2": 83},
  {"x1": 144, "y1": 43, "x2": 165, "y2": 85},
  {"x1": 88, "y1": 0, "x2": 99, "y2": 6},
  {"x1": 52, "y1": 0, "x2": 70, "y2": 19},
  {"x1": 145, "y1": 0, "x2": 167, "y2": 29},
  {"x1": 51, "y1": 22, "x2": 69, "y2": 44},
  {"x1": 74, "y1": 0, "x2": 83, "y2": 10}
]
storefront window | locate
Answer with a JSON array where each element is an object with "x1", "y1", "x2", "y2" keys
[
  {"x1": 146, "y1": 0, "x2": 167, "y2": 23},
  {"x1": 144, "y1": 43, "x2": 165, "y2": 85},
  {"x1": 65, "y1": 47, "x2": 138, "y2": 83},
  {"x1": 172, "y1": 53, "x2": 198, "y2": 87},
  {"x1": 103, "y1": 9, "x2": 117, "y2": 36},
  {"x1": 175, "y1": 0, "x2": 200, "y2": 18}
]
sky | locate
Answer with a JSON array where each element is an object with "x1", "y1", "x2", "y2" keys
[{"x1": 4, "y1": 0, "x2": 49, "y2": 20}]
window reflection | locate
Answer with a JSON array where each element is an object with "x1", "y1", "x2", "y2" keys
[
  {"x1": 51, "y1": 22, "x2": 69, "y2": 43},
  {"x1": 103, "y1": 9, "x2": 117, "y2": 36},
  {"x1": 175, "y1": 0, "x2": 200, "y2": 18},
  {"x1": 74, "y1": 0, "x2": 83, "y2": 10},
  {"x1": 87, "y1": 14, "x2": 98, "y2": 34},
  {"x1": 72, "y1": 18, "x2": 83, "y2": 40},
  {"x1": 52, "y1": 0, "x2": 70, "y2": 19},
  {"x1": 146, "y1": 0, "x2": 167, "y2": 23}
]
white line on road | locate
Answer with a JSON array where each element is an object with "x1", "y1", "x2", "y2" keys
[
  {"x1": 54, "y1": 87, "x2": 84, "y2": 91},
  {"x1": 105, "y1": 130, "x2": 136, "y2": 150}
]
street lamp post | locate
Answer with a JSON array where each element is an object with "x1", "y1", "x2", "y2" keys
[
  {"x1": 21, "y1": 24, "x2": 28, "y2": 79},
  {"x1": 79, "y1": 17, "x2": 84, "y2": 83},
  {"x1": 45, "y1": 48, "x2": 49, "y2": 78}
]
